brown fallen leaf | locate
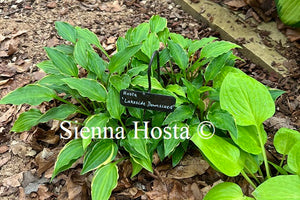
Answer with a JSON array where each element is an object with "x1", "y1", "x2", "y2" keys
[
  {"x1": 35, "y1": 148, "x2": 59, "y2": 176},
  {"x1": 67, "y1": 170, "x2": 89, "y2": 200},
  {"x1": 37, "y1": 185, "x2": 53, "y2": 200},
  {"x1": 7, "y1": 43, "x2": 18, "y2": 56},
  {"x1": 10, "y1": 141, "x2": 36, "y2": 157},
  {"x1": 0, "y1": 106, "x2": 16, "y2": 126},
  {"x1": 225, "y1": 0, "x2": 247, "y2": 9},
  {"x1": 0, "y1": 153, "x2": 11, "y2": 168},
  {"x1": 0, "y1": 145, "x2": 9, "y2": 154},
  {"x1": 167, "y1": 155, "x2": 210, "y2": 179},
  {"x1": 2, "y1": 172, "x2": 24, "y2": 187},
  {"x1": 34, "y1": 127, "x2": 60, "y2": 145},
  {"x1": 286, "y1": 28, "x2": 300, "y2": 42}
]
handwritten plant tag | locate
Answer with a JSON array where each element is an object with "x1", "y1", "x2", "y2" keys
[{"x1": 120, "y1": 89, "x2": 176, "y2": 112}]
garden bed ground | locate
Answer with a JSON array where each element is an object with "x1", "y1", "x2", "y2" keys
[{"x1": 0, "y1": 0, "x2": 299, "y2": 199}]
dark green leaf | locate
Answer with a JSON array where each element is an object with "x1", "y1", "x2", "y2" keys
[
  {"x1": 55, "y1": 21, "x2": 77, "y2": 43},
  {"x1": 110, "y1": 74, "x2": 131, "y2": 92},
  {"x1": 163, "y1": 105, "x2": 194, "y2": 125},
  {"x1": 87, "y1": 50, "x2": 107, "y2": 80},
  {"x1": 167, "y1": 40, "x2": 189, "y2": 70},
  {"x1": 204, "y1": 52, "x2": 231, "y2": 82},
  {"x1": 44, "y1": 47, "x2": 78, "y2": 76},
  {"x1": 63, "y1": 78, "x2": 107, "y2": 102},
  {"x1": 39, "y1": 104, "x2": 77, "y2": 123},
  {"x1": 107, "y1": 87, "x2": 125, "y2": 120},
  {"x1": 141, "y1": 33, "x2": 160, "y2": 58},
  {"x1": 74, "y1": 39, "x2": 92, "y2": 69},
  {"x1": 149, "y1": 15, "x2": 167, "y2": 33},
  {"x1": 36, "y1": 60, "x2": 61, "y2": 75},
  {"x1": 0, "y1": 84, "x2": 56, "y2": 106},
  {"x1": 188, "y1": 37, "x2": 217, "y2": 56},
  {"x1": 130, "y1": 23, "x2": 150, "y2": 44},
  {"x1": 11, "y1": 109, "x2": 42, "y2": 132},
  {"x1": 200, "y1": 41, "x2": 240, "y2": 60},
  {"x1": 52, "y1": 139, "x2": 84, "y2": 180}
]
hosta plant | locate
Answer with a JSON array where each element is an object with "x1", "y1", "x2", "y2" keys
[{"x1": 1, "y1": 15, "x2": 299, "y2": 199}]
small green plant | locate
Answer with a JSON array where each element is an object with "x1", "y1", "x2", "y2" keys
[{"x1": 0, "y1": 15, "x2": 299, "y2": 199}]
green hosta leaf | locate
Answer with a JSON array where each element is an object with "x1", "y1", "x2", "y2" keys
[
  {"x1": 83, "y1": 113, "x2": 110, "y2": 149},
  {"x1": 81, "y1": 140, "x2": 118, "y2": 174},
  {"x1": 107, "y1": 44, "x2": 142, "y2": 73},
  {"x1": 110, "y1": 74, "x2": 131, "y2": 92},
  {"x1": 268, "y1": 161, "x2": 288, "y2": 175},
  {"x1": 188, "y1": 37, "x2": 217, "y2": 56},
  {"x1": 91, "y1": 163, "x2": 118, "y2": 200},
  {"x1": 252, "y1": 175, "x2": 300, "y2": 200},
  {"x1": 127, "y1": 64, "x2": 148, "y2": 78},
  {"x1": 121, "y1": 130, "x2": 152, "y2": 172},
  {"x1": 159, "y1": 48, "x2": 170, "y2": 66},
  {"x1": 55, "y1": 21, "x2": 77, "y2": 43},
  {"x1": 0, "y1": 84, "x2": 56, "y2": 105},
  {"x1": 182, "y1": 79, "x2": 205, "y2": 111},
  {"x1": 131, "y1": 75, "x2": 163, "y2": 90},
  {"x1": 76, "y1": 26, "x2": 109, "y2": 58},
  {"x1": 287, "y1": 142, "x2": 300, "y2": 175},
  {"x1": 130, "y1": 23, "x2": 150, "y2": 44},
  {"x1": 275, "y1": 0, "x2": 300, "y2": 27},
  {"x1": 191, "y1": 129, "x2": 243, "y2": 176},
  {"x1": 204, "y1": 51, "x2": 231, "y2": 82},
  {"x1": 107, "y1": 87, "x2": 125, "y2": 120},
  {"x1": 38, "y1": 74, "x2": 67, "y2": 87},
  {"x1": 116, "y1": 37, "x2": 129, "y2": 52},
  {"x1": 166, "y1": 84, "x2": 185, "y2": 97},
  {"x1": 128, "y1": 107, "x2": 143, "y2": 119},
  {"x1": 208, "y1": 109, "x2": 238, "y2": 139},
  {"x1": 200, "y1": 41, "x2": 240, "y2": 60},
  {"x1": 157, "y1": 27, "x2": 169, "y2": 44},
  {"x1": 54, "y1": 44, "x2": 74, "y2": 55},
  {"x1": 38, "y1": 104, "x2": 77, "y2": 123},
  {"x1": 220, "y1": 73, "x2": 275, "y2": 126},
  {"x1": 268, "y1": 88, "x2": 285, "y2": 101},
  {"x1": 149, "y1": 15, "x2": 167, "y2": 33},
  {"x1": 44, "y1": 47, "x2": 78, "y2": 77},
  {"x1": 36, "y1": 60, "x2": 61, "y2": 75},
  {"x1": 163, "y1": 122, "x2": 187, "y2": 157},
  {"x1": 169, "y1": 33, "x2": 189, "y2": 49},
  {"x1": 171, "y1": 145, "x2": 185, "y2": 167},
  {"x1": 130, "y1": 158, "x2": 143, "y2": 178},
  {"x1": 213, "y1": 66, "x2": 245, "y2": 89},
  {"x1": 11, "y1": 109, "x2": 42, "y2": 132},
  {"x1": 141, "y1": 33, "x2": 160, "y2": 59},
  {"x1": 63, "y1": 78, "x2": 107, "y2": 102},
  {"x1": 167, "y1": 39, "x2": 189, "y2": 70},
  {"x1": 273, "y1": 128, "x2": 300, "y2": 155},
  {"x1": 204, "y1": 182, "x2": 253, "y2": 200},
  {"x1": 52, "y1": 139, "x2": 84, "y2": 180},
  {"x1": 241, "y1": 151, "x2": 262, "y2": 174},
  {"x1": 163, "y1": 105, "x2": 194, "y2": 125},
  {"x1": 87, "y1": 50, "x2": 107, "y2": 80},
  {"x1": 233, "y1": 125, "x2": 266, "y2": 154},
  {"x1": 74, "y1": 39, "x2": 92, "y2": 69}
]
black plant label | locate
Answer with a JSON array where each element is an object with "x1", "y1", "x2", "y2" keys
[{"x1": 120, "y1": 89, "x2": 176, "y2": 112}]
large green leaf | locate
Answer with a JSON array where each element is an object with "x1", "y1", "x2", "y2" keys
[
  {"x1": 275, "y1": 0, "x2": 300, "y2": 27},
  {"x1": 204, "y1": 182, "x2": 253, "y2": 200},
  {"x1": 130, "y1": 23, "x2": 150, "y2": 44},
  {"x1": 167, "y1": 39, "x2": 189, "y2": 70},
  {"x1": 287, "y1": 142, "x2": 300, "y2": 175},
  {"x1": 273, "y1": 128, "x2": 300, "y2": 155},
  {"x1": 191, "y1": 129, "x2": 243, "y2": 176},
  {"x1": 0, "y1": 84, "x2": 56, "y2": 106},
  {"x1": 204, "y1": 52, "x2": 231, "y2": 82},
  {"x1": 87, "y1": 50, "x2": 107, "y2": 80},
  {"x1": 121, "y1": 130, "x2": 152, "y2": 172},
  {"x1": 73, "y1": 39, "x2": 92, "y2": 69},
  {"x1": 110, "y1": 74, "x2": 131, "y2": 92},
  {"x1": 200, "y1": 41, "x2": 240, "y2": 60},
  {"x1": 81, "y1": 140, "x2": 118, "y2": 174},
  {"x1": 149, "y1": 15, "x2": 167, "y2": 33},
  {"x1": 39, "y1": 104, "x2": 77, "y2": 123},
  {"x1": 44, "y1": 47, "x2": 78, "y2": 76},
  {"x1": 252, "y1": 175, "x2": 300, "y2": 200},
  {"x1": 141, "y1": 33, "x2": 160, "y2": 59},
  {"x1": 36, "y1": 60, "x2": 61, "y2": 75},
  {"x1": 11, "y1": 109, "x2": 42, "y2": 132},
  {"x1": 91, "y1": 163, "x2": 118, "y2": 200},
  {"x1": 116, "y1": 37, "x2": 129, "y2": 52},
  {"x1": 182, "y1": 79, "x2": 205, "y2": 111},
  {"x1": 76, "y1": 26, "x2": 109, "y2": 58},
  {"x1": 52, "y1": 139, "x2": 84, "y2": 180},
  {"x1": 220, "y1": 73, "x2": 275, "y2": 126},
  {"x1": 107, "y1": 87, "x2": 125, "y2": 120},
  {"x1": 213, "y1": 66, "x2": 245, "y2": 89},
  {"x1": 55, "y1": 21, "x2": 77, "y2": 43},
  {"x1": 163, "y1": 105, "x2": 194, "y2": 125},
  {"x1": 163, "y1": 122, "x2": 186, "y2": 157},
  {"x1": 107, "y1": 44, "x2": 142, "y2": 73},
  {"x1": 188, "y1": 37, "x2": 217, "y2": 56},
  {"x1": 83, "y1": 113, "x2": 110, "y2": 149},
  {"x1": 63, "y1": 78, "x2": 107, "y2": 102},
  {"x1": 169, "y1": 33, "x2": 190, "y2": 49},
  {"x1": 166, "y1": 84, "x2": 185, "y2": 97}
]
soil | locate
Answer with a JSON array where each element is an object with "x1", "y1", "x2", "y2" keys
[{"x1": 0, "y1": 0, "x2": 299, "y2": 200}]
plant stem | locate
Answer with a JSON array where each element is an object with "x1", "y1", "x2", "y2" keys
[
  {"x1": 114, "y1": 156, "x2": 129, "y2": 165},
  {"x1": 276, "y1": 154, "x2": 286, "y2": 176},
  {"x1": 119, "y1": 118, "x2": 127, "y2": 133},
  {"x1": 75, "y1": 97, "x2": 91, "y2": 115},
  {"x1": 257, "y1": 167, "x2": 264, "y2": 181},
  {"x1": 256, "y1": 125, "x2": 271, "y2": 179},
  {"x1": 241, "y1": 170, "x2": 257, "y2": 189},
  {"x1": 244, "y1": 166, "x2": 261, "y2": 184}
]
